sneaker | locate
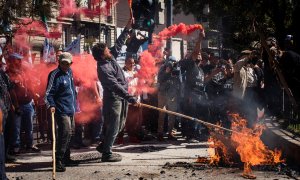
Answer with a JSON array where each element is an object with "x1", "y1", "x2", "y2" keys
[
  {"x1": 56, "y1": 161, "x2": 66, "y2": 172},
  {"x1": 186, "y1": 138, "x2": 199, "y2": 143},
  {"x1": 96, "y1": 142, "x2": 103, "y2": 153},
  {"x1": 101, "y1": 153, "x2": 122, "y2": 162},
  {"x1": 64, "y1": 159, "x2": 79, "y2": 167},
  {"x1": 27, "y1": 145, "x2": 41, "y2": 152}
]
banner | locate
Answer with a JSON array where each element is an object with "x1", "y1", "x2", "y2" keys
[{"x1": 65, "y1": 35, "x2": 81, "y2": 55}]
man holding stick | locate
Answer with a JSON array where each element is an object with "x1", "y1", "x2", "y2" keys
[
  {"x1": 45, "y1": 52, "x2": 78, "y2": 172},
  {"x1": 92, "y1": 17, "x2": 139, "y2": 162}
]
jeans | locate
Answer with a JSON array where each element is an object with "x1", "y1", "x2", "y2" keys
[
  {"x1": 55, "y1": 114, "x2": 75, "y2": 161},
  {"x1": 102, "y1": 95, "x2": 128, "y2": 155},
  {"x1": 157, "y1": 92, "x2": 178, "y2": 134},
  {"x1": 0, "y1": 133, "x2": 7, "y2": 180},
  {"x1": 12, "y1": 101, "x2": 34, "y2": 148}
]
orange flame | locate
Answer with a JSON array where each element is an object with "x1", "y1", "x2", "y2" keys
[
  {"x1": 230, "y1": 113, "x2": 284, "y2": 176},
  {"x1": 207, "y1": 137, "x2": 221, "y2": 165}
]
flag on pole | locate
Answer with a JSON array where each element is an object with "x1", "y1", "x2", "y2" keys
[
  {"x1": 48, "y1": 44, "x2": 56, "y2": 63},
  {"x1": 64, "y1": 35, "x2": 81, "y2": 55},
  {"x1": 43, "y1": 39, "x2": 50, "y2": 62},
  {"x1": 28, "y1": 49, "x2": 33, "y2": 64}
]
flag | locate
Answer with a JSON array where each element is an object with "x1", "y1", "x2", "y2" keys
[
  {"x1": 65, "y1": 35, "x2": 81, "y2": 55},
  {"x1": 48, "y1": 44, "x2": 56, "y2": 63},
  {"x1": 42, "y1": 39, "x2": 50, "y2": 62},
  {"x1": 28, "y1": 49, "x2": 33, "y2": 64}
]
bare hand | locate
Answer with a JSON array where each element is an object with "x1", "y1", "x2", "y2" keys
[
  {"x1": 133, "y1": 102, "x2": 141, "y2": 108},
  {"x1": 199, "y1": 30, "x2": 205, "y2": 40},
  {"x1": 50, "y1": 107, "x2": 55, "y2": 113}
]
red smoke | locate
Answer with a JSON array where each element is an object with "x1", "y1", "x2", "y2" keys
[
  {"x1": 12, "y1": 53, "x2": 99, "y2": 124},
  {"x1": 59, "y1": 0, "x2": 79, "y2": 17},
  {"x1": 136, "y1": 23, "x2": 203, "y2": 94},
  {"x1": 14, "y1": 18, "x2": 61, "y2": 51},
  {"x1": 59, "y1": 0, "x2": 118, "y2": 18},
  {"x1": 136, "y1": 51, "x2": 157, "y2": 94},
  {"x1": 71, "y1": 53, "x2": 98, "y2": 88},
  {"x1": 66, "y1": 53, "x2": 99, "y2": 124}
]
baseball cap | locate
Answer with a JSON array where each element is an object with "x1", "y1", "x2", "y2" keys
[
  {"x1": 168, "y1": 56, "x2": 177, "y2": 62},
  {"x1": 59, "y1": 52, "x2": 72, "y2": 64}
]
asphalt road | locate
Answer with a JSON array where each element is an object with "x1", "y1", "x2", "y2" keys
[{"x1": 5, "y1": 138, "x2": 298, "y2": 180}]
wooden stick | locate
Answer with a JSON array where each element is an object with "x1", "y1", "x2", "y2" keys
[
  {"x1": 51, "y1": 112, "x2": 56, "y2": 180},
  {"x1": 140, "y1": 103, "x2": 244, "y2": 135}
]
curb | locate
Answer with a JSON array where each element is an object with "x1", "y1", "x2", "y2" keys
[{"x1": 262, "y1": 116, "x2": 300, "y2": 170}]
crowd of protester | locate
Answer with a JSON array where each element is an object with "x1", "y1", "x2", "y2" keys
[{"x1": 1, "y1": 18, "x2": 300, "y2": 177}]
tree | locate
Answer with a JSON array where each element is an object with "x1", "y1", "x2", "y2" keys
[
  {"x1": 0, "y1": 0, "x2": 59, "y2": 34},
  {"x1": 173, "y1": 0, "x2": 298, "y2": 52}
]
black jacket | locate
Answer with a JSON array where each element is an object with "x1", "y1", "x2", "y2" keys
[{"x1": 96, "y1": 28, "x2": 132, "y2": 100}]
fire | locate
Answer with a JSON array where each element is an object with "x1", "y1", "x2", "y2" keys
[
  {"x1": 207, "y1": 137, "x2": 221, "y2": 165},
  {"x1": 230, "y1": 113, "x2": 284, "y2": 177},
  {"x1": 196, "y1": 113, "x2": 284, "y2": 178}
]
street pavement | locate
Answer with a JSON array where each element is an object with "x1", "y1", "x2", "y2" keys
[{"x1": 5, "y1": 137, "x2": 297, "y2": 180}]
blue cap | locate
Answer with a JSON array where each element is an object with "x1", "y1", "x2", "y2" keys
[{"x1": 8, "y1": 53, "x2": 23, "y2": 60}]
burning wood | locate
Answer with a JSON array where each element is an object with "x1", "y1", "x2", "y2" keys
[
  {"x1": 201, "y1": 113, "x2": 285, "y2": 179},
  {"x1": 140, "y1": 104, "x2": 285, "y2": 178}
]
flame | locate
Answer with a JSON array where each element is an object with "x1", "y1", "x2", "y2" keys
[
  {"x1": 207, "y1": 137, "x2": 221, "y2": 165},
  {"x1": 230, "y1": 113, "x2": 284, "y2": 176}
]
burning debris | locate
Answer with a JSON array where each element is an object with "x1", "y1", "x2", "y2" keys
[{"x1": 195, "y1": 113, "x2": 285, "y2": 179}]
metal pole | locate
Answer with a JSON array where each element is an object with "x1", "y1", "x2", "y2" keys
[{"x1": 166, "y1": 0, "x2": 173, "y2": 53}]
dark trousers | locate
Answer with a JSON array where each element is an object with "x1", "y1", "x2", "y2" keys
[
  {"x1": 102, "y1": 96, "x2": 128, "y2": 155},
  {"x1": 55, "y1": 114, "x2": 75, "y2": 161},
  {"x1": 182, "y1": 91, "x2": 209, "y2": 138},
  {"x1": 1, "y1": 110, "x2": 7, "y2": 180},
  {"x1": 0, "y1": 133, "x2": 7, "y2": 180}
]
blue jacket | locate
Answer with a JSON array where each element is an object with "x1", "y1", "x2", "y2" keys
[
  {"x1": 45, "y1": 67, "x2": 76, "y2": 116},
  {"x1": 96, "y1": 28, "x2": 131, "y2": 100}
]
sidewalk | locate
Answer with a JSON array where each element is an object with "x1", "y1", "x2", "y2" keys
[{"x1": 262, "y1": 116, "x2": 300, "y2": 170}]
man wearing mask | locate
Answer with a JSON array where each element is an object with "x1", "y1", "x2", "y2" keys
[
  {"x1": 45, "y1": 52, "x2": 78, "y2": 172},
  {"x1": 92, "y1": 17, "x2": 139, "y2": 162}
]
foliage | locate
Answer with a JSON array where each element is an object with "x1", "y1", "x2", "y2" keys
[
  {"x1": 0, "y1": 0, "x2": 59, "y2": 34},
  {"x1": 173, "y1": 0, "x2": 300, "y2": 52}
]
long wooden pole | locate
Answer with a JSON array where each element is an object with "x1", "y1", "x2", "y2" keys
[
  {"x1": 139, "y1": 103, "x2": 242, "y2": 135},
  {"x1": 51, "y1": 112, "x2": 56, "y2": 180}
]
